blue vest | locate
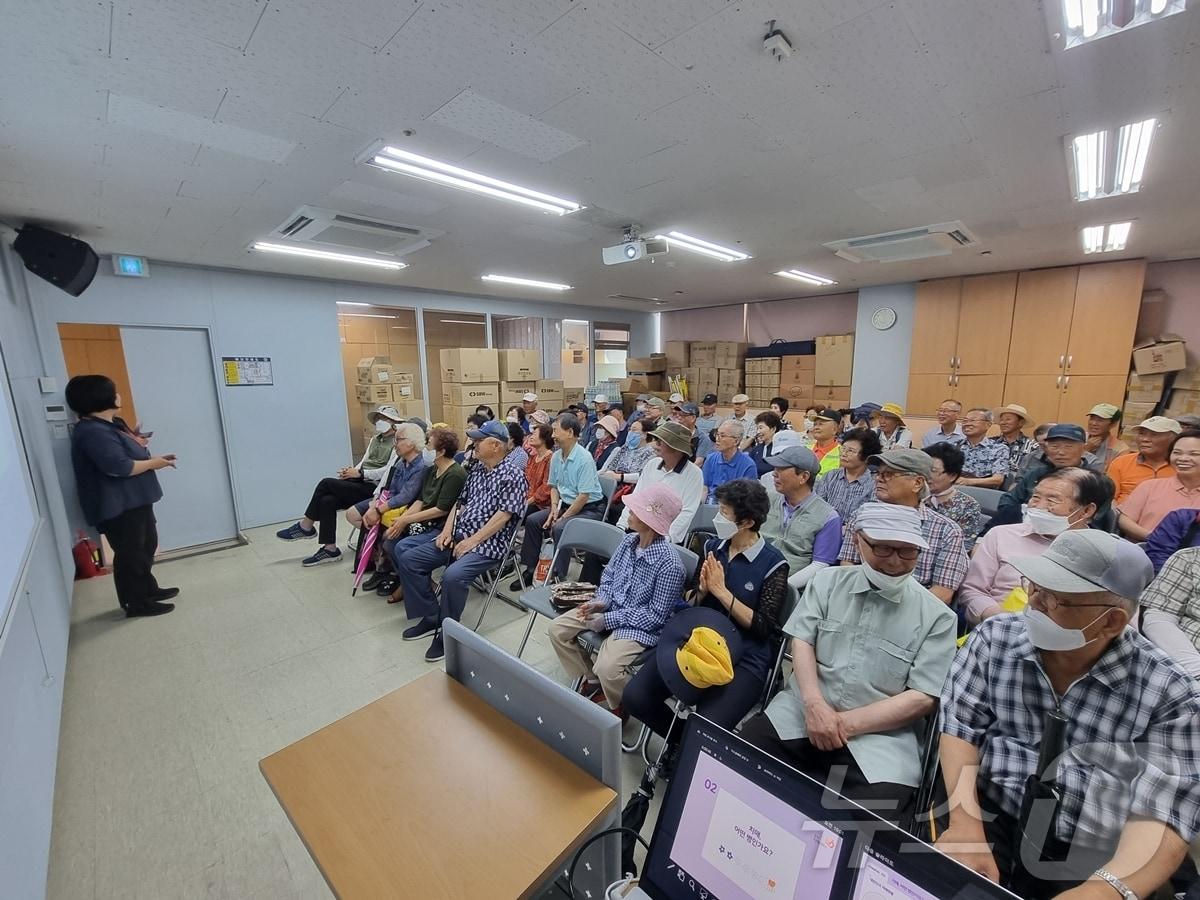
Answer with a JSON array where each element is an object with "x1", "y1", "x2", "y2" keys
[{"x1": 701, "y1": 537, "x2": 788, "y2": 678}]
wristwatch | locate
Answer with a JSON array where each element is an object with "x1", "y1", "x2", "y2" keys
[{"x1": 1093, "y1": 868, "x2": 1137, "y2": 900}]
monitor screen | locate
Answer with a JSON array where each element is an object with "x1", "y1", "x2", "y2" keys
[{"x1": 849, "y1": 830, "x2": 1017, "y2": 900}]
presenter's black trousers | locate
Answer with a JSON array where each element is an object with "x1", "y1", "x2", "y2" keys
[
  {"x1": 304, "y1": 477, "x2": 375, "y2": 544},
  {"x1": 99, "y1": 504, "x2": 161, "y2": 610}
]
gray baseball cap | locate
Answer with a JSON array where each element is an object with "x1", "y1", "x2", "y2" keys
[
  {"x1": 766, "y1": 444, "x2": 820, "y2": 477},
  {"x1": 673, "y1": 401, "x2": 700, "y2": 417},
  {"x1": 1010, "y1": 530, "x2": 1153, "y2": 600},
  {"x1": 867, "y1": 447, "x2": 933, "y2": 479},
  {"x1": 647, "y1": 397, "x2": 668, "y2": 412}
]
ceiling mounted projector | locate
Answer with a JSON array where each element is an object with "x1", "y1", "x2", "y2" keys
[{"x1": 602, "y1": 237, "x2": 669, "y2": 265}]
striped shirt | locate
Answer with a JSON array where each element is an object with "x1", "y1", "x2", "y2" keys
[
  {"x1": 839, "y1": 503, "x2": 969, "y2": 591},
  {"x1": 941, "y1": 615, "x2": 1200, "y2": 846},
  {"x1": 597, "y1": 534, "x2": 687, "y2": 646}
]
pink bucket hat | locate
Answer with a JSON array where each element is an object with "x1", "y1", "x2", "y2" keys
[
  {"x1": 623, "y1": 483, "x2": 683, "y2": 537},
  {"x1": 595, "y1": 414, "x2": 622, "y2": 439}
]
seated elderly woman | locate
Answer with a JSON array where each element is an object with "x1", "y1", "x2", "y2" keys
[
  {"x1": 922, "y1": 442, "x2": 985, "y2": 550},
  {"x1": 623, "y1": 478, "x2": 789, "y2": 741},
  {"x1": 1118, "y1": 430, "x2": 1200, "y2": 541},
  {"x1": 523, "y1": 422, "x2": 555, "y2": 514},
  {"x1": 585, "y1": 413, "x2": 622, "y2": 469},
  {"x1": 547, "y1": 483, "x2": 687, "y2": 716},
  {"x1": 598, "y1": 418, "x2": 657, "y2": 521},
  {"x1": 747, "y1": 411, "x2": 784, "y2": 477}
]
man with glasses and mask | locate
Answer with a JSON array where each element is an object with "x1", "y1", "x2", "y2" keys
[
  {"x1": 936, "y1": 530, "x2": 1200, "y2": 900},
  {"x1": 922, "y1": 398, "x2": 966, "y2": 448},
  {"x1": 959, "y1": 468, "x2": 1109, "y2": 626},
  {"x1": 741, "y1": 503, "x2": 957, "y2": 826},
  {"x1": 838, "y1": 448, "x2": 969, "y2": 603}
]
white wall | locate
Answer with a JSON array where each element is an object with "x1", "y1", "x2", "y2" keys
[
  {"x1": 851, "y1": 283, "x2": 917, "y2": 407},
  {"x1": 0, "y1": 245, "x2": 74, "y2": 900},
  {"x1": 27, "y1": 263, "x2": 654, "y2": 531}
]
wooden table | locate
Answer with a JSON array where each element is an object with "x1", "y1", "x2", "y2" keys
[{"x1": 261, "y1": 671, "x2": 618, "y2": 900}]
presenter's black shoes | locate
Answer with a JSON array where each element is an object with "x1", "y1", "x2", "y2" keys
[
  {"x1": 302, "y1": 546, "x2": 341, "y2": 567},
  {"x1": 402, "y1": 618, "x2": 438, "y2": 641},
  {"x1": 126, "y1": 601, "x2": 175, "y2": 618},
  {"x1": 276, "y1": 522, "x2": 316, "y2": 541},
  {"x1": 424, "y1": 632, "x2": 445, "y2": 663},
  {"x1": 151, "y1": 587, "x2": 180, "y2": 602}
]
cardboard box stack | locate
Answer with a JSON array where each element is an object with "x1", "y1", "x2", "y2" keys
[
  {"x1": 1163, "y1": 363, "x2": 1200, "y2": 420},
  {"x1": 1123, "y1": 372, "x2": 1166, "y2": 427},
  {"x1": 685, "y1": 341, "x2": 749, "y2": 403},
  {"x1": 625, "y1": 353, "x2": 668, "y2": 393},
  {"x1": 354, "y1": 356, "x2": 422, "y2": 429},
  {"x1": 536, "y1": 378, "x2": 566, "y2": 410},
  {"x1": 777, "y1": 355, "x2": 816, "y2": 408},
  {"x1": 812, "y1": 334, "x2": 854, "y2": 407},
  {"x1": 1132, "y1": 335, "x2": 1187, "y2": 376},
  {"x1": 745, "y1": 357, "x2": 782, "y2": 406},
  {"x1": 439, "y1": 348, "x2": 500, "y2": 443}
]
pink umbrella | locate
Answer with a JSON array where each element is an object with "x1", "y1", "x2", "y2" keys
[{"x1": 351, "y1": 491, "x2": 389, "y2": 596}]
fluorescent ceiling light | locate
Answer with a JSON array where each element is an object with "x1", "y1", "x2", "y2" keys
[
  {"x1": 775, "y1": 269, "x2": 838, "y2": 286},
  {"x1": 336, "y1": 301, "x2": 371, "y2": 306},
  {"x1": 368, "y1": 146, "x2": 581, "y2": 216},
  {"x1": 252, "y1": 241, "x2": 406, "y2": 270},
  {"x1": 439, "y1": 319, "x2": 485, "y2": 326},
  {"x1": 653, "y1": 231, "x2": 750, "y2": 262},
  {"x1": 481, "y1": 274, "x2": 572, "y2": 291},
  {"x1": 1061, "y1": 0, "x2": 1185, "y2": 47},
  {"x1": 340, "y1": 313, "x2": 399, "y2": 319},
  {"x1": 1082, "y1": 222, "x2": 1132, "y2": 254},
  {"x1": 1068, "y1": 118, "x2": 1157, "y2": 201}
]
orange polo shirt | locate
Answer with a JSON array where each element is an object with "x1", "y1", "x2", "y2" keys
[{"x1": 1106, "y1": 453, "x2": 1174, "y2": 505}]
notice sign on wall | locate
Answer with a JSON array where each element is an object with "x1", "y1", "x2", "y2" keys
[{"x1": 222, "y1": 356, "x2": 273, "y2": 386}]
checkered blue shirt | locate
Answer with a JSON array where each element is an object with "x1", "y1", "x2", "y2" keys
[
  {"x1": 960, "y1": 438, "x2": 1009, "y2": 479},
  {"x1": 453, "y1": 459, "x2": 527, "y2": 560},
  {"x1": 814, "y1": 467, "x2": 877, "y2": 525},
  {"x1": 598, "y1": 533, "x2": 687, "y2": 646},
  {"x1": 942, "y1": 615, "x2": 1200, "y2": 845}
]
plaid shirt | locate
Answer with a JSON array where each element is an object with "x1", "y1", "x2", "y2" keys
[
  {"x1": 598, "y1": 533, "x2": 687, "y2": 646},
  {"x1": 839, "y1": 503, "x2": 969, "y2": 590},
  {"x1": 960, "y1": 438, "x2": 1009, "y2": 480},
  {"x1": 814, "y1": 467, "x2": 877, "y2": 525},
  {"x1": 1142, "y1": 547, "x2": 1200, "y2": 648},
  {"x1": 452, "y1": 459, "x2": 527, "y2": 560},
  {"x1": 988, "y1": 433, "x2": 1037, "y2": 481},
  {"x1": 942, "y1": 615, "x2": 1200, "y2": 845}
]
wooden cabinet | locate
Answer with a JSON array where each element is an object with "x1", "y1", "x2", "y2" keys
[
  {"x1": 956, "y1": 273, "x2": 1017, "y2": 375},
  {"x1": 1066, "y1": 260, "x2": 1146, "y2": 376},
  {"x1": 1002, "y1": 375, "x2": 1065, "y2": 428},
  {"x1": 1008, "y1": 267, "x2": 1078, "y2": 375},
  {"x1": 907, "y1": 373, "x2": 956, "y2": 417},
  {"x1": 909, "y1": 279, "x2": 960, "y2": 375},
  {"x1": 1058, "y1": 374, "x2": 1131, "y2": 425},
  {"x1": 954, "y1": 375, "x2": 1007, "y2": 411}
]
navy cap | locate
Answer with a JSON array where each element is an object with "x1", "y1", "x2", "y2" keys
[
  {"x1": 701, "y1": 394, "x2": 718, "y2": 405},
  {"x1": 467, "y1": 420, "x2": 509, "y2": 441},
  {"x1": 1046, "y1": 423, "x2": 1086, "y2": 442},
  {"x1": 673, "y1": 401, "x2": 700, "y2": 416}
]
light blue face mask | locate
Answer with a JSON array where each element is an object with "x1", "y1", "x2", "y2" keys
[{"x1": 625, "y1": 432, "x2": 642, "y2": 449}]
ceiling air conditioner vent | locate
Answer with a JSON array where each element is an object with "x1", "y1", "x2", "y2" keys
[
  {"x1": 824, "y1": 221, "x2": 979, "y2": 263},
  {"x1": 609, "y1": 293, "x2": 668, "y2": 306},
  {"x1": 269, "y1": 205, "x2": 443, "y2": 257}
]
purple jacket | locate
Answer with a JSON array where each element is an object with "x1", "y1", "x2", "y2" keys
[{"x1": 1144, "y1": 508, "x2": 1200, "y2": 572}]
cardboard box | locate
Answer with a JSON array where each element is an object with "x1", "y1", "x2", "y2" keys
[
  {"x1": 355, "y1": 383, "x2": 393, "y2": 404},
  {"x1": 536, "y1": 379, "x2": 565, "y2": 394},
  {"x1": 390, "y1": 382, "x2": 416, "y2": 402},
  {"x1": 665, "y1": 341, "x2": 690, "y2": 370},
  {"x1": 442, "y1": 383, "x2": 500, "y2": 408},
  {"x1": 1122, "y1": 401, "x2": 1158, "y2": 423},
  {"x1": 783, "y1": 384, "x2": 815, "y2": 404},
  {"x1": 497, "y1": 349, "x2": 542, "y2": 381},
  {"x1": 356, "y1": 356, "x2": 393, "y2": 384},
  {"x1": 500, "y1": 380, "x2": 537, "y2": 406},
  {"x1": 812, "y1": 384, "x2": 851, "y2": 406},
  {"x1": 691, "y1": 367, "x2": 719, "y2": 399},
  {"x1": 714, "y1": 341, "x2": 750, "y2": 370},
  {"x1": 1166, "y1": 390, "x2": 1200, "y2": 417},
  {"x1": 391, "y1": 371, "x2": 416, "y2": 386},
  {"x1": 815, "y1": 335, "x2": 854, "y2": 387},
  {"x1": 390, "y1": 400, "x2": 423, "y2": 418},
  {"x1": 1172, "y1": 367, "x2": 1200, "y2": 392},
  {"x1": 689, "y1": 342, "x2": 716, "y2": 367},
  {"x1": 745, "y1": 357, "x2": 782, "y2": 375},
  {"x1": 717, "y1": 368, "x2": 743, "y2": 393},
  {"x1": 779, "y1": 367, "x2": 816, "y2": 387},
  {"x1": 1132, "y1": 335, "x2": 1187, "y2": 375},
  {"x1": 627, "y1": 355, "x2": 668, "y2": 374},
  {"x1": 781, "y1": 354, "x2": 816, "y2": 371},
  {"x1": 439, "y1": 348, "x2": 499, "y2": 384},
  {"x1": 619, "y1": 374, "x2": 666, "y2": 394}
]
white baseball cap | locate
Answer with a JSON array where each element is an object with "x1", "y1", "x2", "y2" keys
[
  {"x1": 522, "y1": 392, "x2": 538, "y2": 402},
  {"x1": 594, "y1": 394, "x2": 609, "y2": 404}
]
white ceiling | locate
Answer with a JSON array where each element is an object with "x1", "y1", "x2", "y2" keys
[{"x1": 1, "y1": 0, "x2": 1198, "y2": 312}]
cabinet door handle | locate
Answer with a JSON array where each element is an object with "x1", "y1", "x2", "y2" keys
[
  {"x1": 947, "y1": 375, "x2": 953, "y2": 386},
  {"x1": 954, "y1": 374, "x2": 960, "y2": 387},
  {"x1": 1059, "y1": 355, "x2": 1065, "y2": 368},
  {"x1": 949, "y1": 357, "x2": 955, "y2": 369},
  {"x1": 1066, "y1": 355, "x2": 1073, "y2": 370},
  {"x1": 1063, "y1": 375, "x2": 1070, "y2": 390},
  {"x1": 1056, "y1": 375, "x2": 1062, "y2": 389},
  {"x1": 955, "y1": 356, "x2": 961, "y2": 369}
]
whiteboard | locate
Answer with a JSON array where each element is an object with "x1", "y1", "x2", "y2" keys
[{"x1": 0, "y1": 335, "x2": 38, "y2": 632}]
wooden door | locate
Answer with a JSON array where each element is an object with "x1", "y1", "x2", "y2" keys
[
  {"x1": 907, "y1": 373, "x2": 957, "y2": 417},
  {"x1": 953, "y1": 374, "x2": 1007, "y2": 411},
  {"x1": 909, "y1": 279, "x2": 960, "y2": 374},
  {"x1": 1003, "y1": 374, "x2": 1064, "y2": 429},
  {"x1": 1066, "y1": 259, "x2": 1146, "y2": 376},
  {"x1": 1007, "y1": 267, "x2": 1078, "y2": 375},
  {"x1": 1057, "y1": 374, "x2": 1131, "y2": 426},
  {"x1": 57, "y1": 323, "x2": 138, "y2": 427},
  {"x1": 956, "y1": 273, "x2": 1017, "y2": 374}
]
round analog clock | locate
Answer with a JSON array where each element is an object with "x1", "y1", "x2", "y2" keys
[{"x1": 871, "y1": 306, "x2": 897, "y2": 331}]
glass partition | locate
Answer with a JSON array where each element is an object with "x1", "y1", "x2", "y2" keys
[
  {"x1": 337, "y1": 303, "x2": 421, "y2": 457},
  {"x1": 561, "y1": 318, "x2": 591, "y2": 389},
  {"x1": 422, "y1": 310, "x2": 487, "y2": 428}
]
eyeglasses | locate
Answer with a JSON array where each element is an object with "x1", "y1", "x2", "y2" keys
[
  {"x1": 1020, "y1": 578, "x2": 1118, "y2": 613},
  {"x1": 840, "y1": 447, "x2": 861, "y2": 457},
  {"x1": 858, "y1": 534, "x2": 920, "y2": 561},
  {"x1": 936, "y1": 407, "x2": 958, "y2": 414},
  {"x1": 876, "y1": 469, "x2": 918, "y2": 482}
]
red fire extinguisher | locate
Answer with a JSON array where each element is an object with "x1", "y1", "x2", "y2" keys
[{"x1": 72, "y1": 530, "x2": 106, "y2": 580}]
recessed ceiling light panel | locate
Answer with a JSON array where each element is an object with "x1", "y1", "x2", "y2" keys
[
  {"x1": 652, "y1": 231, "x2": 751, "y2": 262},
  {"x1": 251, "y1": 241, "x2": 406, "y2": 270},
  {"x1": 1081, "y1": 221, "x2": 1132, "y2": 254},
  {"x1": 1060, "y1": 0, "x2": 1185, "y2": 48},
  {"x1": 1068, "y1": 118, "x2": 1157, "y2": 201}
]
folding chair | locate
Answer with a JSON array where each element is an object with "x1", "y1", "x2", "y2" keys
[
  {"x1": 469, "y1": 506, "x2": 531, "y2": 632},
  {"x1": 757, "y1": 583, "x2": 802, "y2": 710},
  {"x1": 905, "y1": 706, "x2": 942, "y2": 840},
  {"x1": 513, "y1": 518, "x2": 627, "y2": 657},
  {"x1": 685, "y1": 504, "x2": 718, "y2": 551},
  {"x1": 959, "y1": 486, "x2": 1004, "y2": 520},
  {"x1": 599, "y1": 475, "x2": 618, "y2": 522}
]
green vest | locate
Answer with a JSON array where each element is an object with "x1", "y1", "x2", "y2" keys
[
  {"x1": 363, "y1": 433, "x2": 393, "y2": 471},
  {"x1": 762, "y1": 492, "x2": 836, "y2": 573}
]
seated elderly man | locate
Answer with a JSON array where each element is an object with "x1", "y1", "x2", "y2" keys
[
  {"x1": 936, "y1": 530, "x2": 1200, "y2": 900},
  {"x1": 395, "y1": 420, "x2": 526, "y2": 662},
  {"x1": 991, "y1": 423, "x2": 1110, "y2": 530},
  {"x1": 701, "y1": 418, "x2": 757, "y2": 503},
  {"x1": 1107, "y1": 415, "x2": 1180, "y2": 505},
  {"x1": 958, "y1": 407, "x2": 1009, "y2": 489},
  {"x1": 958, "y1": 468, "x2": 1109, "y2": 626},
  {"x1": 989, "y1": 404, "x2": 1038, "y2": 489},
  {"x1": 761, "y1": 444, "x2": 842, "y2": 589},
  {"x1": 839, "y1": 449, "x2": 969, "y2": 603},
  {"x1": 1141, "y1": 547, "x2": 1200, "y2": 679},
  {"x1": 547, "y1": 484, "x2": 686, "y2": 716},
  {"x1": 740, "y1": 503, "x2": 957, "y2": 825}
]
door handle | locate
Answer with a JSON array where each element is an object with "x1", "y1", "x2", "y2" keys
[
  {"x1": 1066, "y1": 355, "x2": 1073, "y2": 370},
  {"x1": 953, "y1": 374, "x2": 959, "y2": 387},
  {"x1": 1059, "y1": 355, "x2": 1065, "y2": 368},
  {"x1": 947, "y1": 375, "x2": 953, "y2": 386},
  {"x1": 949, "y1": 357, "x2": 955, "y2": 369},
  {"x1": 1056, "y1": 375, "x2": 1062, "y2": 389},
  {"x1": 955, "y1": 356, "x2": 961, "y2": 369},
  {"x1": 1063, "y1": 375, "x2": 1070, "y2": 390}
]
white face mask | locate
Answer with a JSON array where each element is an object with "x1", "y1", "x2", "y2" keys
[
  {"x1": 506, "y1": 415, "x2": 519, "y2": 424},
  {"x1": 1022, "y1": 505, "x2": 1080, "y2": 536},
  {"x1": 636, "y1": 403, "x2": 647, "y2": 413},
  {"x1": 803, "y1": 418, "x2": 814, "y2": 432},
  {"x1": 422, "y1": 448, "x2": 436, "y2": 464},
  {"x1": 860, "y1": 559, "x2": 912, "y2": 596},
  {"x1": 712, "y1": 512, "x2": 739, "y2": 540},
  {"x1": 1023, "y1": 606, "x2": 1109, "y2": 652},
  {"x1": 374, "y1": 419, "x2": 394, "y2": 434}
]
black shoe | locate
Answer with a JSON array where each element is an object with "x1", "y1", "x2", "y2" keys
[
  {"x1": 374, "y1": 578, "x2": 399, "y2": 597},
  {"x1": 126, "y1": 602, "x2": 175, "y2": 618},
  {"x1": 424, "y1": 631, "x2": 445, "y2": 663},
  {"x1": 508, "y1": 571, "x2": 533, "y2": 592},
  {"x1": 151, "y1": 587, "x2": 180, "y2": 602},
  {"x1": 402, "y1": 617, "x2": 439, "y2": 641},
  {"x1": 361, "y1": 571, "x2": 386, "y2": 592}
]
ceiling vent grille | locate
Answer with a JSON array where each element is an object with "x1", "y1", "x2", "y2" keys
[
  {"x1": 824, "y1": 221, "x2": 979, "y2": 263},
  {"x1": 608, "y1": 293, "x2": 668, "y2": 306},
  {"x1": 270, "y1": 206, "x2": 443, "y2": 257}
]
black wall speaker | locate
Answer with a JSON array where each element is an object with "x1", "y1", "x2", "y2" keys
[{"x1": 12, "y1": 224, "x2": 99, "y2": 297}]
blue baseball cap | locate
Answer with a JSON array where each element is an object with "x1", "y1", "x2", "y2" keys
[
  {"x1": 1045, "y1": 423, "x2": 1086, "y2": 442},
  {"x1": 467, "y1": 420, "x2": 509, "y2": 442}
]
